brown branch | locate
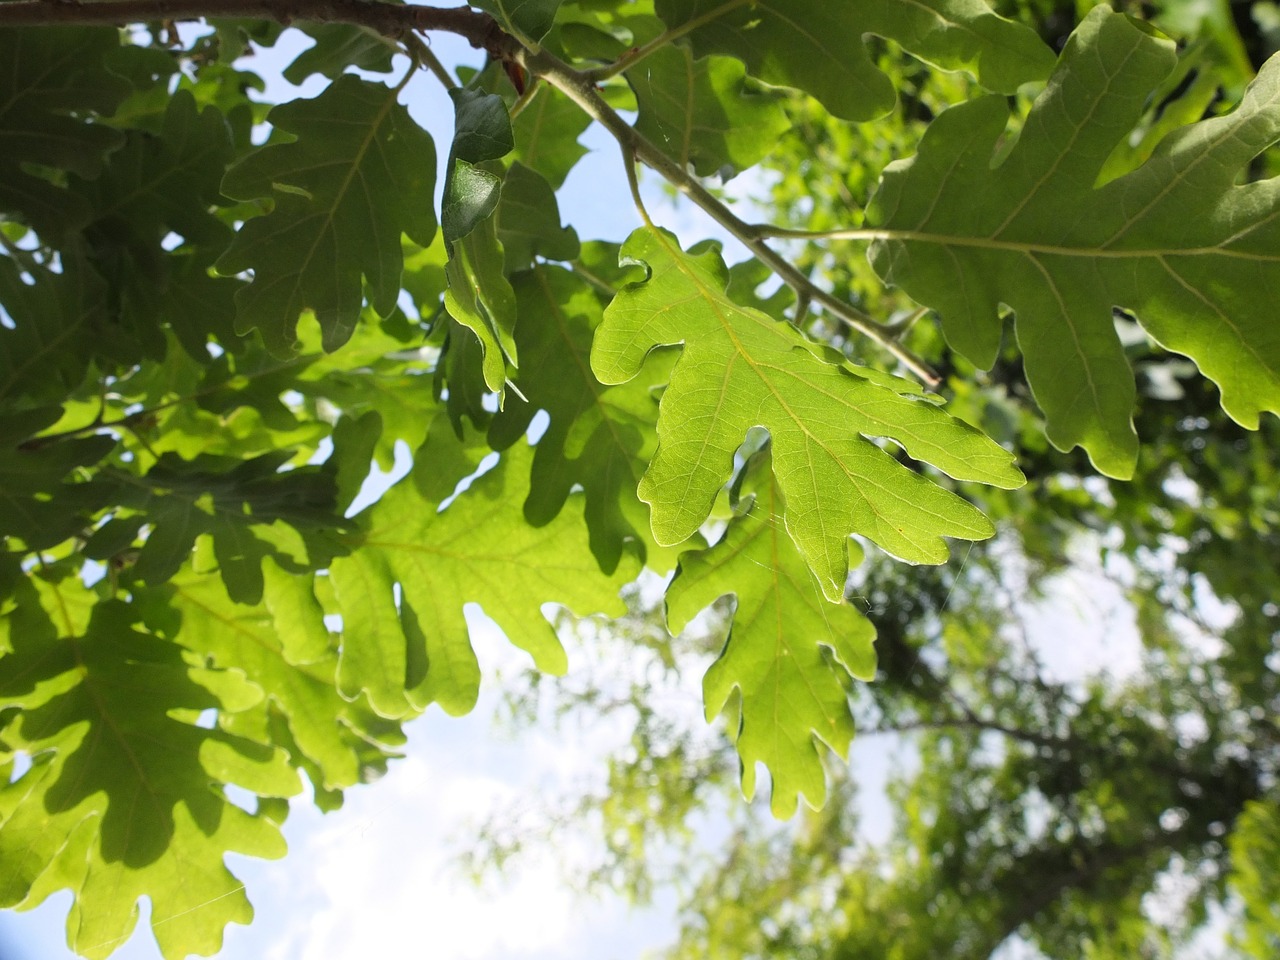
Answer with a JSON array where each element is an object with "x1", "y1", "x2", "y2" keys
[{"x1": 0, "y1": 0, "x2": 519, "y2": 57}]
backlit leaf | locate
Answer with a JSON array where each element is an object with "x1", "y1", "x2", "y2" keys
[
  {"x1": 490, "y1": 265, "x2": 672, "y2": 573},
  {"x1": 867, "y1": 7, "x2": 1280, "y2": 477},
  {"x1": 629, "y1": 44, "x2": 790, "y2": 178},
  {"x1": 472, "y1": 0, "x2": 564, "y2": 43},
  {"x1": 593, "y1": 226, "x2": 1024, "y2": 601},
  {"x1": 666, "y1": 448, "x2": 877, "y2": 817},
  {"x1": 331, "y1": 417, "x2": 639, "y2": 717},
  {"x1": 653, "y1": 0, "x2": 1054, "y2": 121},
  {"x1": 0, "y1": 576, "x2": 297, "y2": 960},
  {"x1": 442, "y1": 89, "x2": 519, "y2": 396}
]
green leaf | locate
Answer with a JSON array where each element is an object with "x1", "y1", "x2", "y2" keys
[
  {"x1": 666, "y1": 448, "x2": 876, "y2": 817},
  {"x1": 442, "y1": 158, "x2": 505, "y2": 244},
  {"x1": 653, "y1": 0, "x2": 1055, "y2": 121},
  {"x1": 71, "y1": 91, "x2": 239, "y2": 361},
  {"x1": 0, "y1": 577, "x2": 297, "y2": 960},
  {"x1": 283, "y1": 23, "x2": 396, "y2": 83},
  {"x1": 629, "y1": 44, "x2": 790, "y2": 178},
  {"x1": 593, "y1": 226, "x2": 1024, "y2": 600},
  {"x1": 867, "y1": 7, "x2": 1280, "y2": 478},
  {"x1": 218, "y1": 75, "x2": 438, "y2": 355},
  {"x1": 0, "y1": 27, "x2": 128, "y2": 234},
  {"x1": 511, "y1": 86, "x2": 592, "y2": 188},
  {"x1": 0, "y1": 258, "x2": 111, "y2": 408},
  {"x1": 442, "y1": 89, "x2": 519, "y2": 396},
  {"x1": 139, "y1": 549, "x2": 403, "y2": 794},
  {"x1": 490, "y1": 265, "x2": 672, "y2": 573},
  {"x1": 1228, "y1": 799, "x2": 1280, "y2": 956},
  {"x1": 444, "y1": 217, "x2": 519, "y2": 395},
  {"x1": 448, "y1": 88, "x2": 517, "y2": 170},
  {"x1": 295, "y1": 275, "x2": 447, "y2": 469},
  {"x1": 111, "y1": 452, "x2": 347, "y2": 604},
  {"x1": 496, "y1": 162, "x2": 580, "y2": 270},
  {"x1": 471, "y1": 0, "x2": 564, "y2": 43},
  {"x1": 330, "y1": 416, "x2": 639, "y2": 717},
  {"x1": 0, "y1": 412, "x2": 115, "y2": 551}
]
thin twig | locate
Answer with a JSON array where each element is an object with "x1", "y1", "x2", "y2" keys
[
  {"x1": 521, "y1": 47, "x2": 939, "y2": 383},
  {"x1": 406, "y1": 33, "x2": 457, "y2": 90}
]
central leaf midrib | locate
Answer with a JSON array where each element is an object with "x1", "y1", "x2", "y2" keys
[
  {"x1": 876, "y1": 227, "x2": 1280, "y2": 263},
  {"x1": 285, "y1": 86, "x2": 400, "y2": 314}
]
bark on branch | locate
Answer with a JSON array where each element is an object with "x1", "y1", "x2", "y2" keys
[{"x1": 0, "y1": 0, "x2": 518, "y2": 57}]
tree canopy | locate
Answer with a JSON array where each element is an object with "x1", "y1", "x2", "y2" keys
[{"x1": 0, "y1": 1, "x2": 1277, "y2": 958}]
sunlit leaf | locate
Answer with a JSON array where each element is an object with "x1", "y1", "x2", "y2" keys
[
  {"x1": 653, "y1": 0, "x2": 1054, "y2": 121},
  {"x1": 0, "y1": 576, "x2": 296, "y2": 960},
  {"x1": 331, "y1": 416, "x2": 639, "y2": 717},
  {"x1": 490, "y1": 264, "x2": 672, "y2": 572},
  {"x1": 593, "y1": 226, "x2": 1024, "y2": 600},
  {"x1": 868, "y1": 7, "x2": 1280, "y2": 477},
  {"x1": 667, "y1": 448, "x2": 877, "y2": 817}
]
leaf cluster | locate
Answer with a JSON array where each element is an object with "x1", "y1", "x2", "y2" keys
[{"x1": 0, "y1": 1, "x2": 1277, "y2": 957}]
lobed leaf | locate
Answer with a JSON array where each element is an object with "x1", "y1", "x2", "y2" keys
[
  {"x1": 139, "y1": 550, "x2": 404, "y2": 795},
  {"x1": 70, "y1": 91, "x2": 241, "y2": 361},
  {"x1": 629, "y1": 44, "x2": 790, "y2": 179},
  {"x1": 0, "y1": 577, "x2": 296, "y2": 960},
  {"x1": 0, "y1": 27, "x2": 128, "y2": 235},
  {"x1": 0, "y1": 259, "x2": 111, "y2": 408},
  {"x1": 218, "y1": 75, "x2": 437, "y2": 355},
  {"x1": 106, "y1": 451, "x2": 348, "y2": 605},
  {"x1": 490, "y1": 265, "x2": 673, "y2": 573},
  {"x1": 331, "y1": 417, "x2": 639, "y2": 717},
  {"x1": 593, "y1": 226, "x2": 1024, "y2": 601},
  {"x1": 653, "y1": 0, "x2": 1055, "y2": 121},
  {"x1": 868, "y1": 7, "x2": 1280, "y2": 477},
  {"x1": 667, "y1": 448, "x2": 877, "y2": 818},
  {"x1": 511, "y1": 85, "x2": 592, "y2": 188},
  {"x1": 495, "y1": 162, "x2": 580, "y2": 271}
]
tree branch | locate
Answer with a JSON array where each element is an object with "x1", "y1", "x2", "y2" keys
[
  {"x1": 521, "y1": 46, "x2": 940, "y2": 383},
  {"x1": 0, "y1": 0, "x2": 519, "y2": 57}
]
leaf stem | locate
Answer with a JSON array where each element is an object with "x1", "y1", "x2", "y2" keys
[
  {"x1": 406, "y1": 33, "x2": 457, "y2": 90},
  {"x1": 747, "y1": 225, "x2": 886, "y2": 243}
]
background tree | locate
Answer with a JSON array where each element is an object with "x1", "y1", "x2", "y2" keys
[{"x1": 0, "y1": 1, "x2": 1277, "y2": 958}]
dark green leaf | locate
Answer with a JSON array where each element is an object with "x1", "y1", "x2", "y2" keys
[
  {"x1": 218, "y1": 76, "x2": 437, "y2": 354},
  {"x1": 653, "y1": 0, "x2": 1054, "y2": 120}
]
